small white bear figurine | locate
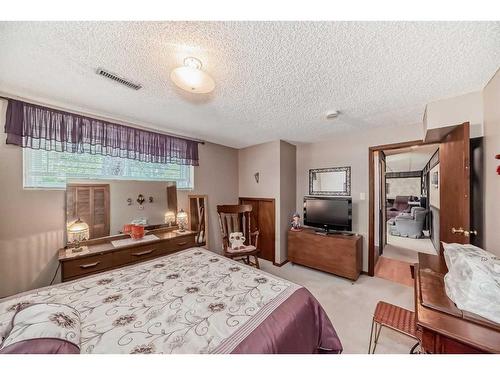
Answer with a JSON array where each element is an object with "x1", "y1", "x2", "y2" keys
[{"x1": 229, "y1": 232, "x2": 246, "y2": 250}]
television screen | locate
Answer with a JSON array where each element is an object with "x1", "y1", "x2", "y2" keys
[{"x1": 304, "y1": 197, "x2": 352, "y2": 231}]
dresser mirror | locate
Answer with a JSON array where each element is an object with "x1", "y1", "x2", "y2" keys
[
  {"x1": 309, "y1": 167, "x2": 351, "y2": 196},
  {"x1": 65, "y1": 179, "x2": 178, "y2": 240},
  {"x1": 188, "y1": 194, "x2": 209, "y2": 248}
]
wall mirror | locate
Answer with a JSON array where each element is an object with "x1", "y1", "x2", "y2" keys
[
  {"x1": 188, "y1": 194, "x2": 209, "y2": 248},
  {"x1": 309, "y1": 167, "x2": 351, "y2": 196},
  {"x1": 65, "y1": 179, "x2": 178, "y2": 240}
]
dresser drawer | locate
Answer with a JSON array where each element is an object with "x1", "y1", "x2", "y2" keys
[
  {"x1": 163, "y1": 235, "x2": 196, "y2": 252},
  {"x1": 116, "y1": 244, "x2": 164, "y2": 264},
  {"x1": 62, "y1": 252, "x2": 114, "y2": 280}
]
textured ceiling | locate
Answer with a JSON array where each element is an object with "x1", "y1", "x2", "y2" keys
[
  {"x1": 386, "y1": 144, "x2": 439, "y2": 172},
  {"x1": 0, "y1": 22, "x2": 499, "y2": 148}
]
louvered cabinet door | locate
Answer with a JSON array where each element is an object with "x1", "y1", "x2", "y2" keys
[
  {"x1": 91, "y1": 186, "x2": 110, "y2": 239},
  {"x1": 76, "y1": 186, "x2": 92, "y2": 235},
  {"x1": 68, "y1": 184, "x2": 110, "y2": 239}
]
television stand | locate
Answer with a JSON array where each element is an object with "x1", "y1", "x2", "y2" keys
[{"x1": 288, "y1": 228, "x2": 362, "y2": 280}]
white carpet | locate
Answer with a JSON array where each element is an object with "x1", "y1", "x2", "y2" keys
[{"x1": 259, "y1": 260, "x2": 417, "y2": 354}]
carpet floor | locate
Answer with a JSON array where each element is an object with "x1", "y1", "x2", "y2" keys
[{"x1": 259, "y1": 259, "x2": 417, "y2": 354}]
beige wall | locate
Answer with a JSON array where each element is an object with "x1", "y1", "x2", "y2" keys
[
  {"x1": 238, "y1": 141, "x2": 281, "y2": 261},
  {"x1": 483, "y1": 69, "x2": 500, "y2": 256},
  {"x1": 177, "y1": 142, "x2": 239, "y2": 253},
  {"x1": 0, "y1": 99, "x2": 238, "y2": 297},
  {"x1": 238, "y1": 140, "x2": 296, "y2": 264},
  {"x1": 296, "y1": 123, "x2": 423, "y2": 272},
  {"x1": 424, "y1": 91, "x2": 484, "y2": 139},
  {"x1": 279, "y1": 141, "x2": 296, "y2": 264}
]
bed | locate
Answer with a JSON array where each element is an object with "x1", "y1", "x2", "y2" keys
[{"x1": 0, "y1": 248, "x2": 342, "y2": 354}]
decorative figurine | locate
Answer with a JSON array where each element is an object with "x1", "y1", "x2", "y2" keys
[
  {"x1": 291, "y1": 212, "x2": 302, "y2": 231},
  {"x1": 229, "y1": 232, "x2": 246, "y2": 250}
]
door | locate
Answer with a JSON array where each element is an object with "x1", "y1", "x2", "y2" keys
[
  {"x1": 378, "y1": 151, "x2": 387, "y2": 254},
  {"x1": 439, "y1": 123, "x2": 472, "y2": 247},
  {"x1": 239, "y1": 198, "x2": 275, "y2": 263}
]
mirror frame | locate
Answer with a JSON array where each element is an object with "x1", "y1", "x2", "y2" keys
[{"x1": 309, "y1": 166, "x2": 351, "y2": 196}]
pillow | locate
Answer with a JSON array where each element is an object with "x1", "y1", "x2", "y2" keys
[
  {"x1": 442, "y1": 242, "x2": 500, "y2": 324},
  {"x1": 0, "y1": 303, "x2": 81, "y2": 354}
]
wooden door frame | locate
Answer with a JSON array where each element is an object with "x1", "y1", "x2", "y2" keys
[
  {"x1": 238, "y1": 197, "x2": 276, "y2": 264},
  {"x1": 368, "y1": 140, "x2": 440, "y2": 276}
]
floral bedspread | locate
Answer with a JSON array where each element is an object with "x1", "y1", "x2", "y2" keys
[{"x1": 0, "y1": 248, "x2": 300, "y2": 354}]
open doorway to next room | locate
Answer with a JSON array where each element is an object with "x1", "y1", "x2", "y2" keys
[{"x1": 374, "y1": 143, "x2": 440, "y2": 285}]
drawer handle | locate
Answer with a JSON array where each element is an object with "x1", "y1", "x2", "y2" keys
[
  {"x1": 176, "y1": 241, "x2": 189, "y2": 246},
  {"x1": 132, "y1": 249, "x2": 154, "y2": 256},
  {"x1": 80, "y1": 262, "x2": 100, "y2": 269}
]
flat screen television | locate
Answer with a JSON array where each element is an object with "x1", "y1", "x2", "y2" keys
[{"x1": 303, "y1": 196, "x2": 352, "y2": 232}]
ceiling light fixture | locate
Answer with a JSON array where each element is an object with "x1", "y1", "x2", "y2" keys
[{"x1": 170, "y1": 57, "x2": 215, "y2": 94}]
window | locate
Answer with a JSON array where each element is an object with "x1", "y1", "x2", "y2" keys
[{"x1": 23, "y1": 149, "x2": 194, "y2": 189}]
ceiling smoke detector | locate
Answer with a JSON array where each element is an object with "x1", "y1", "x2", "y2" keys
[{"x1": 326, "y1": 110, "x2": 340, "y2": 120}]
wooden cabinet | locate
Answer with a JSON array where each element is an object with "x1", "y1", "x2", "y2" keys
[
  {"x1": 415, "y1": 253, "x2": 500, "y2": 353},
  {"x1": 59, "y1": 229, "x2": 196, "y2": 282},
  {"x1": 239, "y1": 197, "x2": 275, "y2": 263},
  {"x1": 288, "y1": 228, "x2": 362, "y2": 281}
]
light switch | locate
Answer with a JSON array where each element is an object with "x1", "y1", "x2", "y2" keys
[{"x1": 359, "y1": 192, "x2": 366, "y2": 201}]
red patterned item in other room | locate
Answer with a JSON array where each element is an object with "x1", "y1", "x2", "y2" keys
[
  {"x1": 497, "y1": 154, "x2": 500, "y2": 175},
  {"x1": 131, "y1": 225, "x2": 145, "y2": 239}
]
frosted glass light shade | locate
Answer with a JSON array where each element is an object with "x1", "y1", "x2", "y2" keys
[
  {"x1": 164, "y1": 211, "x2": 176, "y2": 225},
  {"x1": 67, "y1": 219, "x2": 90, "y2": 243},
  {"x1": 170, "y1": 57, "x2": 215, "y2": 94},
  {"x1": 176, "y1": 209, "x2": 188, "y2": 231}
]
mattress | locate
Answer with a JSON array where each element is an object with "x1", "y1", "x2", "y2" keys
[{"x1": 0, "y1": 248, "x2": 342, "y2": 354}]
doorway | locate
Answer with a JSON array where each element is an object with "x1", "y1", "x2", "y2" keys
[
  {"x1": 382, "y1": 144, "x2": 439, "y2": 261},
  {"x1": 368, "y1": 122, "x2": 480, "y2": 279}
]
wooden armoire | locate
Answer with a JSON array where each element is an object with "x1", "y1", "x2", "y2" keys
[{"x1": 239, "y1": 197, "x2": 275, "y2": 263}]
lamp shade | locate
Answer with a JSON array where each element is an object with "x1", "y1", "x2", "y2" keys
[
  {"x1": 176, "y1": 209, "x2": 188, "y2": 223},
  {"x1": 67, "y1": 218, "x2": 89, "y2": 243},
  {"x1": 170, "y1": 57, "x2": 215, "y2": 94},
  {"x1": 164, "y1": 210, "x2": 176, "y2": 224}
]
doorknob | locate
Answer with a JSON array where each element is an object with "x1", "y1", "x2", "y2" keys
[{"x1": 451, "y1": 227, "x2": 477, "y2": 237}]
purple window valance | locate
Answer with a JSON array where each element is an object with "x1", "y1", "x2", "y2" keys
[{"x1": 4, "y1": 99, "x2": 200, "y2": 166}]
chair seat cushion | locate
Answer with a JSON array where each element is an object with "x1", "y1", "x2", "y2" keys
[{"x1": 226, "y1": 245, "x2": 257, "y2": 254}]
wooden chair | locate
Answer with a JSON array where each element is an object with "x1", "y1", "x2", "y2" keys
[
  {"x1": 217, "y1": 204, "x2": 261, "y2": 269},
  {"x1": 368, "y1": 301, "x2": 420, "y2": 354}
]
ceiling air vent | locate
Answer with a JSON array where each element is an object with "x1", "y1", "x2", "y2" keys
[{"x1": 96, "y1": 68, "x2": 142, "y2": 90}]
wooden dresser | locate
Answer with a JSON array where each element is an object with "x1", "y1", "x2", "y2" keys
[
  {"x1": 415, "y1": 253, "x2": 500, "y2": 353},
  {"x1": 59, "y1": 228, "x2": 197, "y2": 282},
  {"x1": 288, "y1": 228, "x2": 362, "y2": 281}
]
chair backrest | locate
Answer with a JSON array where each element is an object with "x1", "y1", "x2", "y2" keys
[
  {"x1": 411, "y1": 207, "x2": 427, "y2": 222},
  {"x1": 217, "y1": 205, "x2": 253, "y2": 249}
]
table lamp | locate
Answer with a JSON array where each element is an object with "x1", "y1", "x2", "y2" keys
[
  {"x1": 67, "y1": 218, "x2": 90, "y2": 253},
  {"x1": 164, "y1": 210, "x2": 176, "y2": 226},
  {"x1": 176, "y1": 209, "x2": 188, "y2": 232}
]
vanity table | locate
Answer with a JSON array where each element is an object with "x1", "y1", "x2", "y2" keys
[
  {"x1": 415, "y1": 253, "x2": 500, "y2": 353},
  {"x1": 58, "y1": 227, "x2": 196, "y2": 282}
]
